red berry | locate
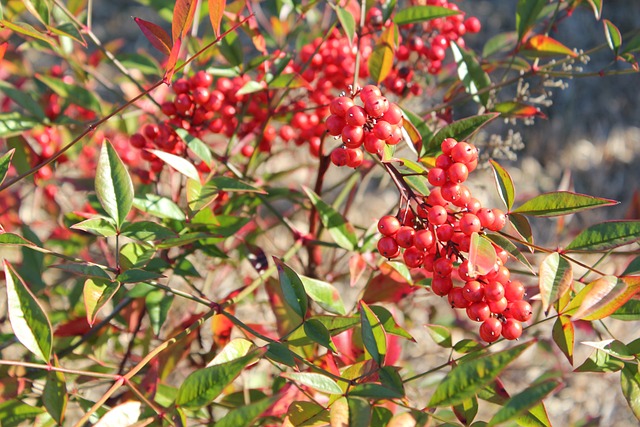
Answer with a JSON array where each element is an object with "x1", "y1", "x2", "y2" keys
[
  {"x1": 378, "y1": 215, "x2": 401, "y2": 237},
  {"x1": 451, "y1": 142, "x2": 475, "y2": 164},
  {"x1": 467, "y1": 302, "x2": 491, "y2": 322},
  {"x1": 448, "y1": 287, "x2": 471, "y2": 308},
  {"x1": 378, "y1": 236, "x2": 400, "y2": 258},
  {"x1": 504, "y1": 280, "x2": 525, "y2": 302},
  {"x1": 489, "y1": 209, "x2": 507, "y2": 231},
  {"x1": 173, "y1": 78, "x2": 190, "y2": 94},
  {"x1": 373, "y1": 120, "x2": 393, "y2": 140},
  {"x1": 414, "y1": 229, "x2": 435, "y2": 251},
  {"x1": 364, "y1": 96, "x2": 389, "y2": 118},
  {"x1": 432, "y1": 276, "x2": 453, "y2": 296},
  {"x1": 395, "y1": 226, "x2": 416, "y2": 248},
  {"x1": 330, "y1": 147, "x2": 349, "y2": 167},
  {"x1": 428, "y1": 205, "x2": 448, "y2": 225},
  {"x1": 462, "y1": 280, "x2": 484, "y2": 303},
  {"x1": 345, "y1": 105, "x2": 367, "y2": 127},
  {"x1": 501, "y1": 318, "x2": 523, "y2": 340},
  {"x1": 342, "y1": 125, "x2": 364, "y2": 147},
  {"x1": 447, "y1": 162, "x2": 469, "y2": 183},
  {"x1": 359, "y1": 85, "x2": 382, "y2": 103},
  {"x1": 509, "y1": 300, "x2": 533, "y2": 322},
  {"x1": 433, "y1": 257, "x2": 453, "y2": 277},
  {"x1": 326, "y1": 114, "x2": 346, "y2": 136},
  {"x1": 464, "y1": 17, "x2": 482, "y2": 33},
  {"x1": 363, "y1": 133, "x2": 385, "y2": 154},
  {"x1": 191, "y1": 70, "x2": 213, "y2": 88},
  {"x1": 330, "y1": 97, "x2": 355, "y2": 117},
  {"x1": 130, "y1": 133, "x2": 147, "y2": 149},
  {"x1": 345, "y1": 148, "x2": 364, "y2": 168},
  {"x1": 479, "y1": 317, "x2": 502, "y2": 343},
  {"x1": 477, "y1": 208, "x2": 496, "y2": 229},
  {"x1": 484, "y1": 281, "x2": 506, "y2": 302},
  {"x1": 441, "y1": 138, "x2": 457, "y2": 155},
  {"x1": 488, "y1": 297, "x2": 508, "y2": 314},
  {"x1": 381, "y1": 103, "x2": 403, "y2": 125},
  {"x1": 428, "y1": 167, "x2": 447, "y2": 187},
  {"x1": 403, "y1": 246, "x2": 424, "y2": 268},
  {"x1": 459, "y1": 213, "x2": 482, "y2": 236}
]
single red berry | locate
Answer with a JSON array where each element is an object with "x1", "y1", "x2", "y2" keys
[
  {"x1": 435, "y1": 153, "x2": 453, "y2": 169},
  {"x1": 428, "y1": 167, "x2": 447, "y2": 187},
  {"x1": 191, "y1": 70, "x2": 213, "y2": 88},
  {"x1": 451, "y1": 142, "x2": 475, "y2": 164},
  {"x1": 342, "y1": 125, "x2": 364, "y2": 147},
  {"x1": 381, "y1": 103, "x2": 403, "y2": 125},
  {"x1": 428, "y1": 205, "x2": 448, "y2": 225},
  {"x1": 373, "y1": 120, "x2": 393, "y2": 140},
  {"x1": 364, "y1": 96, "x2": 389, "y2": 118},
  {"x1": 477, "y1": 208, "x2": 496, "y2": 229},
  {"x1": 192, "y1": 87, "x2": 211, "y2": 105},
  {"x1": 395, "y1": 226, "x2": 416, "y2": 248},
  {"x1": 414, "y1": 229, "x2": 434, "y2": 251},
  {"x1": 467, "y1": 301, "x2": 491, "y2": 322},
  {"x1": 464, "y1": 16, "x2": 482, "y2": 33},
  {"x1": 130, "y1": 133, "x2": 147, "y2": 149},
  {"x1": 326, "y1": 114, "x2": 346, "y2": 136},
  {"x1": 509, "y1": 300, "x2": 533, "y2": 322},
  {"x1": 173, "y1": 78, "x2": 190, "y2": 94},
  {"x1": 488, "y1": 297, "x2": 508, "y2": 314},
  {"x1": 345, "y1": 148, "x2": 364, "y2": 168},
  {"x1": 479, "y1": 317, "x2": 502, "y2": 343},
  {"x1": 403, "y1": 246, "x2": 424, "y2": 268},
  {"x1": 433, "y1": 257, "x2": 453, "y2": 277},
  {"x1": 175, "y1": 93, "x2": 193, "y2": 115},
  {"x1": 489, "y1": 209, "x2": 507, "y2": 231},
  {"x1": 448, "y1": 287, "x2": 471, "y2": 308},
  {"x1": 363, "y1": 133, "x2": 385, "y2": 154},
  {"x1": 447, "y1": 162, "x2": 469, "y2": 183},
  {"x1": 463, "y1": 280, "x2": 485, "y2": 303},
  {"x1": 377, "y1": 236, "x2": 400, "y2": 258},
  {"x1": 330, "y1": 147, "x2": 349, "y2": 167},
  {"x1": 501, "y1": 318, "x2": 523, "y2": 340},
  {"x1": 436, "y1": 223, "x2": 454, "y2": 242},
  {"x1": 359, "y1": 85, "x2": 382, "y2": 103},
  {"x1": 432, "y1": 276, "x2": 453, "y2": 296},
  {"x1": 330, "y1": 96, "x2": 355, "y2": 117},
  {"x1": 459, "y1": 213, "x2": 482, "y2": 236},
  {"x1": 345, "y1": 105, "x2": 367, "y2": 127},
  {"x1": 378, "y1": 215, "x2": 401, "y2": 237},
  {"x1": 484, "y1": 281, "x2": 506, "y2": 302},
  {"x1": 441, "y1": 138, "x2": 457, "y2": 155},
  {"x1": 504, "y1": 280, "x2": 525, "y2": 302}
]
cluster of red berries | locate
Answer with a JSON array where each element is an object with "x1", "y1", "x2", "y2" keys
[
  {"x1": 376, "y1": 138, "x2": 532, "y2": 342},
  {"x1": 327, "y1": 85, "x2": 404, "y2": 168},
  {"x1": 367, "y1": 0, "x2": 481, "y2": 96}
]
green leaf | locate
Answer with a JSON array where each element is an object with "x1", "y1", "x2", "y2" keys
[
  {"x1": 0, "y1": 19, "x2": 55, "y2": 45},
  {"x1": 208, "y1": 338, "x2": 255, "y2": 366},
  {"x1": 304, "y1": 318, "x2": 338, "y2": 353},
  {"x1": 515, "y1": 0, "x2": 546, "y2": 42},
  {"x1": 451, "y1": 42, "x2": 491, "y2": 107},
  {"x1": 206, "y1": 176, "x2": 266, "y2": 193},
  {"x1": 176, "y1": 350, "x2": 262, "y2": 408},
  {"x1": 274, "y1": 258, "x2": 308, "y2": 319},
  {"x1": 569, "y1": 276, "x2": 640, "y2": 321},
  {"x1": 218, "y1": 24, "x2": 243, "y2": 66},
  {"x1": 393, "y1": 5, "x2": 460, "y2": 25},
  {"x1": 603, "y1": 19, "x2": 622, "y2": 56},
  {"x1": 552, "y1": 315, "x2": 574, "y2": 365},
  {"x1": 174, "y1": 128, "x2": 213, "y2": 167},
  {"x1": 429, "y1": 341, "x2": 534, "y2": 407},
  {"x1": 50, "y1": 22, "x2": 86, "y2": 46},
  {"x1": 287, "y1": 401, "x2": 330, "y2": 426},
  {"x1": 117, "y1": 268, "x2": 163, "y2": 283},
  {"x1": 43, "y1": 369, "x2": 67, "y2": 425},
  {"x1": 285, "y1": 372, "x2": 343, "y2": 395},
  {"x1": 512, "y1": 191, "x2": 618, "y2": 217},
  {"x1": 51, "y1": 262, "x2": 111, "y2": 279},
  {"x1": 265, "y1": 342, "x2": 296, "y2": 367},
  {"x1": 469, "y1": 232, "x2": 497, "y2": 277},
  {"x1": 0, "y1": 80, "x2": 45, "y2": 120},
  {"x1": 426, "y1": 324, "x2": 452, "y2": 348},
  {"x1": 575, "y1": 349, "x2": 624, "y2": 373},
  {"x1": 368, "y1": 24, "x2": 396, "y2": 84},
  {"x1": 286, "y1": 315, "x2": 360, "y2": 347},
  {"x1": 348, "y1": 383, "x2": 404, "y2": 400},
  {"x1": 120, "y1": 221, "x2": 176, "y2": 241},
  {"x1": 359, "y1": 301, "x2": 387, "y2": 366},
  {"x1": 95, "y1": 140, "x2": 134, "y2": 228},
  {"x1": 22, "y1": 0, "x2": 50, "y2": 25},
  {"x1": 335, "y1": 6, "x2": 356, "y2": 46},
  {"x1": 36, "y1": 74, "x2": 102, "y2": 114},
  {"x1": 621, "y1": 33, "x2": 640, "y2": 55},
  {"x1": 145, "y1": 290, "x2": 173, "y2": 335},
  {"x1": 0, "y1": 148, "x2": 15, "y2": 186},
  {"x1": 371, "y1": 305, "x2": 414, "y2": 340},
  {"x1": 83, "y1": 278, "x2": 120, "y2": 326},
  {"x1": 429, "y1": 113, "x2": 499, "y2": 155},
  {"x1": 300, "y1": 275, "x2": 346, "y2": 315},
  {"x1": 303, "y1": 187, "x2": 357, "y2": 251},
  {"x1": 487, "y1": 380, "x2": 560, "y2": 426},
  {"x1": 611, "y1": 299, "x2": 640, "y2": 321},
  {"x1": 565, "y1": 220, "x2": 640, "y2": 252},
  {"x1": 582, "y1": 339, "x2": 635, "y2": 361},
  {"x1": 133, "y1": 194, "x2": 185, "y2": 220},
  {"x1": 0, "y1": 400, "x2": 45, "y2": 427},
  {"x1": 148, "y1": 149, "x2": 200, "y2": 181},
  {"x1": 509, "y1": 212, "x2": 534, "y2": 244},
  {"x1": 71, "y1": 216, "x2": 117, "y2": 237},
  {"x1": 4, "y1": 261, "x2": 52, "y2": 362},
  {"x1": 216, "y1": 396, "x2": 277, "y2": 427},
  {"x1": 453, "y1": 397, "x2": 479, "y2": 426},
  {"x1": 538, "y1": 252, "x2": 572, "y2": 314},
  {"x1": 585, "y1": 0, "x2": 602, "y2": 20},
  {"x1": 483, "y1": 32, "x2": 518, "y2": 57},
  {"x1": 621, "y1": 363, "x2": 640, "y2": 421},
  {"x1": 0, "y1": 112, "x2": 39, "y2": 137},
  {"x1": 489, "y1": 159, "x2": 515, "y2": 210}
]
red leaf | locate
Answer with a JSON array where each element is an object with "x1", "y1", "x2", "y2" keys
[
  {"x1": 493, "y1": 101, "x2": 546, "y2": 119},
  {"x1": 163, "y1": 37, "x2": 182, "y2": 84},
  {"x1": 362, "y1": 263, "x2": 417, "y2": 304},
  {"x1": 523, "y1": 35, "x2": 578, "y2": 58},
  {"x1": 0, "y1": 42, "x2": 7, "y2": 62},
  {"x1": 172, "y1": 0, "x2": 199, "y2": 43},
  {"x1": 133, "y1": 17, "x2": 172, "y2": 56},
  {"x1": 208, "y1": 0, "x2": 226, "y2": 38},
  {"x1": 570, "y1": 275, "x2": 640, "y2": 321}
]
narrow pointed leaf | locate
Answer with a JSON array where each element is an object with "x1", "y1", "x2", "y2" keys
[
  {"x1": 575, "y1": 348, "x2": 624, "y2": 373},
  {"x1": 120, "y1": 221, "x2": 176, "y2": 241},
  {"x1": 71, "y1": 217, "x2": 117, "y2": 237},
  {"x1": 586, "y1": 0, "x2": 602, "y2": 20},
  {"x1": 95, "y1": 140, "x2": 134, "y2": 228},
  {"x1": 488, "y1": 380, "x2": 560, "y2": 426},
  {"x1": 4, "y1": 261, "x2": 52, "y2": 362},
  {"x1": 429, "y1": 341, "x2": 534, "y2": 407},
  {"x1": 425, "y1": 324, "x2": 452, "y2": 348},
  {"x1": 484, "y1": 234, "x2": 534, "y2": 272},
  {"x1": 604, "y1": 19, "x2": 622, "y2": 56},
  {"x1": 0, "y1": 20, "x2": 55, "y2": 45},
  {"x1": 493, "y1": 101, "x2": 546, "y2": 119},
  {"x1": 538, "y1": 252, "x2": 572, "y2": 313},
  {"x1": 368, "y1": 24, "x2": 396, "y2": 84},
  {"x1": 451, "y1": 42, "x2": 491, "y2": 106},
  {"x1": 522, "y1": 35, "x2": 577, "y2": 58},
  {"x1": 335, "y1": 6, "x2": 356, "y2": 46},
  {"x1": 174, "y1": 128, "x2": 213, "y2": 167},
  {"x1": 208, "y1": 0, "x2": 226, "y2": 38},
  {"x1": 134, "y1": 17, "x2": 172, "y2": 56},
  {"x1": 304, "y1": 318, "x2": 338, "y2": 353},
  {"x1": 216, "y1": 396, "x2": 277, "y2": 427},
  {"x1": 133, "y1": 194, "x2": 185, "y2": 220},
  {"x1": 570, "y1": 275, "x2": 640, "y2": 321},
  {"x1": 145, "y1": 290, "x2": 173, "y2": 336},
  {"x1": 429, "y1": 113, "x2": 499, "y2": 156},
  {"x1": 512, "y1": 191, "x2": 618, "y2": 217},
  {"x1": 0, "y1": 80, "x2": 46, "y2": 120},
  {"x1": 274, "y1": 258, "x2": 308, "y2": 319},
  {"x1": 490, "y1": 159, "x2": 516, "y2": 210},
  {"x1": 621, "y1": 363, "x2": 640, "y2": 421},
  {"x1": 565, "y1": 220, "x2": 640, "y2": 252},
  {"x1": 371, "y1": 305, "x2": 414, "y2": 340},
  {"x1": 284, "y1": 372, "x2": 343, "y2": 395},
  {"x1": 172, "y1": 0, "x2": 198, "y2": 42},
  {"x1": 300, "y1": 275, "x2": 346, "y2": 315},
  {"x1": 164, "y1": 37, "x2": 182, "y2": 83},
  {"x1": 0, "y1": 148, "x2": 14, "y2": 186},
  {"x1": 393, "y1": 6, "x2": 460, "y2": 25},
  {"x1": 83, "y1": 278, "x2": 120, "y2": 326},
  {"x1": 509, "y1": 212, "x2": 534, "y2": 244},
  {"x1": 552, "y1": 315, "x2": 574, "y2": 365},
  {"x1": 468, "y1": 232, "x2": 498, "y2": 277},
  {"x1": 611, "y1": 300, "x2": 640, "y2": 321},
  {"x1": 176, "y1": 350, "x2": 263, "y2": 408},
  {"x1": 148, "y1": 149, "x2": 200, "y2": 181},
  {"x1": 453, "y1": 397, "x2": 479, "y2": 426},
  {"x1": 303, "y1": 187, "x2": 357, "y2": 251},
  {"x1": 95, "y1": 401, "x2": 141, "y2": 427},
  {"x1": 43, "y1": 368, "x2": 67, "y2": 425},
  {"x1": 359, "y1": 301, "x2": 387, "y2": 366},
  {"x1": 36, "y1": 74, "x2": 102, "y2": 114},
  {"x1": 581, "y1": 339, "x2": 635, "y2": 361},
  {"x1": 516, "y1": 0, "x2": 546, "y2": 41}
]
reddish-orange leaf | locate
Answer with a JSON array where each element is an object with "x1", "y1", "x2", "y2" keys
[
  {"x1": 493, "y1": 101, "x2": 546, "y2": 119},
  {"x1": 0, "y1": 42, "x2": 7, "y2": 62},
  {"x1": 133, "y1": 17, "x2": 172, "y2": 56},
  {"x1": 348, "y1": 253, "x2": 367, "y2": 287},
  {"x1": 523, "y1": 35, "x2": 578, "y2": 58},
  {"x1": 208, "y1": 0, "x2": 226, "y2": 38},
  {"x1": 172, "y1": 0, "x2": 199, "y2": 43},
  {"x1": 163, "y1": 37, "x2": 182, "y2": 84},
  {"x1": 362, "y1": 262, "x2": 417, "y2": 304},
  {"x1": 571, "y1": 275, "x2": 640, "y2": 321}
]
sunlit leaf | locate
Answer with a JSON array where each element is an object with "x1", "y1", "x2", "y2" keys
[
  {"x1": 134, "y1": 17, "x2": 171, "y2": 56},
  {"x1": 71, "y1": 217, "x2": 117, "y2": 237},
  {"x1": 484, "y1": 234, "x2": 534, "y2": 272},
  {"x1": 300, "y1": 275, "x2": 346, "y2": 315},
  {"x1": 371, "y1": 305, "x2": 414, "y2": 341},
  {"x1": 36, "y1": 74, "x2": 102, "y2": 114},
  {"x1": 83, "y1": 278, "x2": 120, "y2": 326},
  {"x1": 368, "y1": 24, "x2": 396, "y2": 84},
  {"x1": 493, "y1": 101, "x2": 546, "y2": 119},
  {"x1": 429, "y1": 341, "x2": 534, "y2": 407},
  {"x1": 490, "y1": 159, "x2": 516, "y2": 210},
  {"x1": 216, "y1": 396, "x2": 277, "y2": 427},
  {"x1": 468, "y1": 232, "x2": 498, "y2": 277},
  {"x1": 43, "y1": 367, "x2": 67, "y2": 425},
  {"x1": 585, "y1": 0, "x2": 602, "y2": 20},
  {"x1": 148, "y1": 149, "x2": 200, "y2": 181},
  {"x1": 575, "y1": 348, "x2": 624, "y2": 373},
  {"x1": 284, "y1": 372, "x2": 343, "y2": 395},
  {"x1": 174, "y1": 128, "x2": 213, "y2": 167},
  {"x1": 274, "y1": 258, "x2": 308, "y2": 319},
  {"x1": 304, "y1": 187, "x2": 357, "y2": 251},
  {"x1": 335, "y1": 6, "x2": 356, "y2": 46},
  {"x1": 569, "y1": 275, "x2": 640, "y2": 321},
  {"x1": 451, "y1": 42, "x2": 491, "y2": 106},
  {"x1": 487, "y1": 380, "x2": 560, "y2": 426},
  {"x1": 538, "y1": 252, "x2": 572, "y2": 314},
  {"x1": 95, "y1": 140, "x2": 134, "y2": 229},
  {"x1": 4, "y1": 260, "x2": 52, "y2": 362},
  {"x1": 164, "y1": 37, "x2": 182, "y2": 83},
  {"x1": 208, "y1": 0, "x2": 226, "y2": 38},
  {"x1": 304, "y1": 318, "x2": 338, "y2": 353},
  {"x1": 172, "y1": 0, "x2": 198, "y2": 42},
  {"x1": 581, "y1": 339, "x2": 635, "y2": 361},
  {"x1": 133, "y1": 194, "x2": 185, "y2": 220},
  {"x1": 0, "y1": 148, "x2": 15, "y2": 186},
  {"x1": 552, "y1": 315, "x2": 574, "y2": 365},
  {"x1": 120, "y1": 221, "x2": 176, "y2": 241},
  {"x1": 287, "y1": 401, "x2": 330, "y2": 426},
  {"x1": 621, "y1": 363, "x2": 640, "y2": 421},
  {"x1": 0, "y1": 20, "x2": 55, "y2": 45},
  {"x1": 0, "y1": 80, "x2": 46, "y2": 120},
  {"x1": 483, "y1": 32, "x2": 518, "y2": 57},
  {"x1": 522, "y1": 35, "x2": 577, "y2": 58},
  {"x1": 393, "y1": 5, "x2": 460, "y2": 25},
  {"x1": 604, "y1": 19, "x2": 622, "y2": 56},
  {"x1": 425, "y1": 324, "x2": 452, "y2": 348},
  {"x1": 565, "y1": 220, "x2": 640, "y2": 252},
  {"x1": 146, "y1": 290, "x2": 173, "y2": 336},
  {"x1": 0, "y1": 112, "x2": 39, "y2": 137},
  {"x1": 512, "y1": 191, "x2": 618, "y2": 217},
  {"x1": 516, "y1": 0, "x2": 546, "y2": 42},
  {"x1": 611, "y1": 299, "x2": 640, "y2": 321},
  {"x1": 360, "y1": 301, "x2": 387, "y2": 366},
  {"x1": 94, "y1": 401, "x2": 141, "y2": 427}
]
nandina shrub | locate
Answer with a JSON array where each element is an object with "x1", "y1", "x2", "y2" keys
[{"x1": 0, "y1": 0, "x2": 639, "y2": 425}]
